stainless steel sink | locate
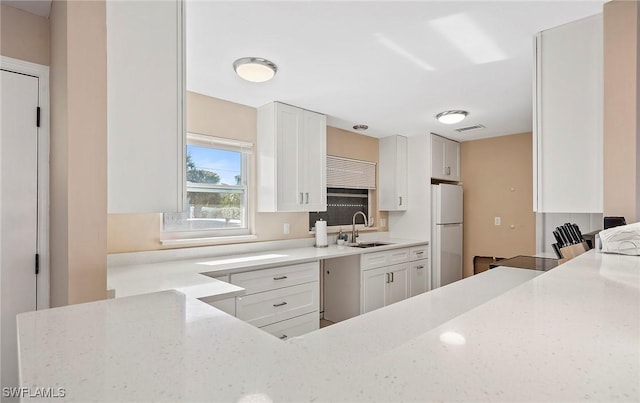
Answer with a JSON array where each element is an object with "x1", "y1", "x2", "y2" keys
[{"x1": 349, "y1": 242, "x2": 394, "y2": 248}]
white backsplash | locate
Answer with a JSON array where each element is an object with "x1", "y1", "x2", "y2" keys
[{"x1": 536, "y1": 212, "x2": 603, "y2": 255}]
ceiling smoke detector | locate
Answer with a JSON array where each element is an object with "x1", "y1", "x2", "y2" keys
[
  {"x1": 436, "y1": 110, "x2": 468, "y2": 124},
  {"x1": 233, "y1": 57, "x2": 277, "y2": 83},
  {"x1": 353, "y1": 124, "x2": 369, "y2": 131}
]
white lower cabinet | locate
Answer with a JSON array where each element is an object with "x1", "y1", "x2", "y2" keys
[
  {"x1": 230, "y1": 261, "x2": 320, "y2": 338},
  {"x1": 409, "y1": 259, "x2": 430, "y2": 297},
  {"x1": 361, "y1": 263, "x2": 409, "y2": 314},
  {"x1": 359, "y1": 244, "x2": 428, "y2": 314},
  {"x1": 236, "y1": 282, "x2": 318, "y2": 328},
  {"x1": 260, "y1": 311, "x2": 318, "y2": 341}
]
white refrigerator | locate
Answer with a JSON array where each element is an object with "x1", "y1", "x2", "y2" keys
[{"x1": 431, "y1": 183, "x2": 463, "y2": 288}]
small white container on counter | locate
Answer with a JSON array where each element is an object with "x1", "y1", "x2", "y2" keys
[{"x1": 315, "y1": 219, "x2": 328, "y2": 247}]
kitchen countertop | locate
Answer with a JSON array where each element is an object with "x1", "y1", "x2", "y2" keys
[
  {"x1": 107, "y1": 237, "x2": 428, "y2": 299},
  {"x1": 18, "y1": 251, "x2": 639, "y2": 401}
]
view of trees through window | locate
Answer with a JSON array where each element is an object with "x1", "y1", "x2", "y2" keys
[{"x1": 185, "y1": 145, "x2": 245, "y2": 230}]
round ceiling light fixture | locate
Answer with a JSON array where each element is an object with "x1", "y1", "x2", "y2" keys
[
  {"x1": 436, "y1": 110, "x2": 468, "y2": 125},
  {"x1": 233, "y1": 57, "x2": 277, "y2": 83},
  {"x1": 353, "y1": 124, "x2": 369, "y2": 131}
]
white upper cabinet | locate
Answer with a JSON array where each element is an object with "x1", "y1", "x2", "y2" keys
[
  {"x1": 431, "y1": 134, "x2": 460, "y2": 182},
  {"x1": 257, "y1": 102, "x2": 327, "y2": 212},
  {"x1": 534, "y1": 15, "x2": 603, "y2": 213},
  {"x1": 379, "y1": 135, "x2": 408, "y2": 211},
  {"x1": 107, "y1": 0, "x2": 185, "y2": 214}
]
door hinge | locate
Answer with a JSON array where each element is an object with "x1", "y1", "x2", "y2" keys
[
  {"x1": 35, "y1": 253, "x2": 40, "y2": 275},
  {"x1": 36, "y1": 107, "x2": 41, "y2": 128}
]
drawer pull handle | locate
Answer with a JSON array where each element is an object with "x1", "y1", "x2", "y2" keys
[
  {"x1": 273, "y1": 276, "x2": 288, "y2": 280},
  {"x1": 415, "y1": 251, "x2": 424, "y2": 255},
  {"x1": 391, "y1": 272, "x2": 394, "y2": 282},
  {"x1": 279, "y1": 334, "x2": 288, "y2": 340},
  {"x1": 417, "y1": 265, "x2": 425, "y2": 269},
  {"x1": 273, "y1": 301, "x2": 288, "y2": 307}
]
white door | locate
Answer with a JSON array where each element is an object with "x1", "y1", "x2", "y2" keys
[
  {"x1": 302, "y1": 110, "x2": 326, "y2": 211},
  {"x1": 362, "y1": 267, "x2": 387, "y2": 313},
  {"x1": 439, "y1": 224, "x2": 463, "y2": 287},
  {"x1": 431, "y1": 135, "x2": 446, "y2": 179},
  {"x1": 386, "y1": 263, "x2": 408, "y2": 306},
  {"x1": 436, "y1": 184, "x2": 463, "y2": 224},
  {"x1": 1, "y1": 69, "x2": 39, "y2": 391},
  {"x1": 276, "y1": 103, "x2": 303, "y2": 211},
  {"x1": 409, "y1": 259, "x2": 429, "y2": 297}
]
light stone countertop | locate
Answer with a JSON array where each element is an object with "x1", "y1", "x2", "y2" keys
[
  {"x1": 18, "y1": 251, "x2": 640, "y2": 402},
  {"x1": 107, "y1": 237, "x2": 428, "y2": 300}
]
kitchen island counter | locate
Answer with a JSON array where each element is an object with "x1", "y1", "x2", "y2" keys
[
  {"x1": 18, "y1": 251, "x2": 639, "y2": 401},
  {"x1": 107, "y1": 237, "x2": 428, "y2": 299}
]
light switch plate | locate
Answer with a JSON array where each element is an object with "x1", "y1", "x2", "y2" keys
[{"x1": 494, "y1": 217, "x2": 501, "y2": 226}]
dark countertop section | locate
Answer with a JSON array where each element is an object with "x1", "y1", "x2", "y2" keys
[{"x1": 489, "y1": 255, "x2": 558, "y2": 272}]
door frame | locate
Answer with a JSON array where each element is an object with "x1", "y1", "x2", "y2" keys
[{"x1": 1, "y1": 56, "x2": 50, "y2": 309}]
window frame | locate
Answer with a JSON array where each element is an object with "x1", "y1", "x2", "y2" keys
[{"x1": 161, "y1": 133, "x2": 253, "y2": 243}]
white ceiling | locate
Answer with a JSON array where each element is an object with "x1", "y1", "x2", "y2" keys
[{"x1": 187, "y1": 1, "x2": 605, "y2": 141}]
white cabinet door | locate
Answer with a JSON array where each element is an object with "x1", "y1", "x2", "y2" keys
[
  {"x1": 379, "y1": 135, "x2": 408, "y2": 211},
  {"x1": 444, "y1": 140, "x2": 460, "y2": 181},
  {"x1": 276, "y1": 103, "x2": 303, "y2": 211},
  {"x1": 361, "y1": 267, "x2": 387, "y2": 313},
  {"x1": 431, "y1": 135, "x2": 446, "y2": 179},
  {"x1": 431, "y1": 134, "x2": 460, "y2": 182},
  {"x1": 534, "y1": 15, "x2": 603, "y2": 213},
  {"x1": 257, "y1": 102, "x2": 326, "y2": 212},
  {"x1": 409, "y1": 259, "x2": 429, "y2": 297},
  {"x1": 386, "y1": 263, "x2": 409, "y2": 305},
  {"x1": 107, "y1": 0, "x2": 184, "y2": 213},
  {"x1": 302, "y1": 110, "x2": 327, "y2": 211}
]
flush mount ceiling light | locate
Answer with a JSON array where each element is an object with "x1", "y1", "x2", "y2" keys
[
  {"x1": 353, "y1": 124, "x2": 369, "y2": 131},
  {"x1": 436, "y1": 110, "x2": 468, "y2": 125},
  {"x1": 233, "y1": 57, "x2": 277, "y2": 83}
]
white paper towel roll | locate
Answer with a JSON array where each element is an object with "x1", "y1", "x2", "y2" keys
[{"x1": 315, "y1": 219, "x2": 328, "y2": 247}]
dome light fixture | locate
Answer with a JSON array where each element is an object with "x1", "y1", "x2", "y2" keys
[
  {"x1": 352, "y1": 124, "x2": 369, "y2": 131},
  {"x1": 436, "y1": 110, "x2": 468, "y2": 125},
  {"x1": 233, "y1": 57, "x2": 277, "y2": 83}
]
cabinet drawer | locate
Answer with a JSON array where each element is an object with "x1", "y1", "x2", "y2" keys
[
  {"x1": 360, "y1": 251, "x2": 389, "y2": 270},
  {"x1": 236, "y1": 282, "x2": 318, "y2": 328},
  {"x1": 231, "y1": 261, "x2": 319, "y2": 294},
  {"x1": 260, "y1": 311, "x2": 319, "y2": 340},
  {"x1": 388, "y1": 248, "x2": 410, "y2": 265},
  {"x1": 409, "y1": 245, "x2": 428, "y2": 261}
]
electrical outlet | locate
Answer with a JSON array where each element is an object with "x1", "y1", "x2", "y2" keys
[
  {"x1": 283, "y1": 223, "x2": 290, "y2": 235},
  {"x1": 380, "y1": 218, "x2": 387, "y2": 228},
  {"x1": 494, "y1": 217, "x2": 501, "y2": 226}
]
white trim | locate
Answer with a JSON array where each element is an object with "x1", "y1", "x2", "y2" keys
[
  {"x1": 0, "y1": 56, "x2": 50, "y2": 310},
  {"x1": 160, "y1": 234, "x2": 258, "y2": 247},
  {"x1": 188, "y1": 132, "x2": 253, "y2": 150}
]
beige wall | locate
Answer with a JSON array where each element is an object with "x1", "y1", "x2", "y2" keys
[
  {"x1": 0, "y1": 4, "x2": 50, "y2": 65},
  {"x1": 50, "y1": 0, "x2": 107, "y2": 306},
  {"x1": 460, "y1": 133, "x2": 536, "y2": 278},
  {"x1": 603, "y1": 0, "x2": 639, "y2": 223},
  {"x1": 108, "y1": 94, "x2": 381, "y2": 253}
]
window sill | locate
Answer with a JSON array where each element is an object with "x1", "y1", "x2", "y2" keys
[{"x1": 160, "y1": 234, "x2": 258, "y2": 247}]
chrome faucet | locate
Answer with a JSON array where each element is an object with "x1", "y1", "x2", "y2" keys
[{"x1": 352, "y1": 211, "x2": 368, "y2": 244}]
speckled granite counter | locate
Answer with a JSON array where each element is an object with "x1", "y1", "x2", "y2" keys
[
  {"x1": 18, "y1": 251, "x2": 639, "y2": 402},
  {"x1": 107, "y1": 237, "x2": 428, "y2": 299}
]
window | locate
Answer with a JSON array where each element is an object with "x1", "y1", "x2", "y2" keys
[
  {"x1": 162, "y1": 133, "x2": 252, "y2": 241},
  {"x1": 309, "y1": 188, "x2": 371, "y2": 231}
]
